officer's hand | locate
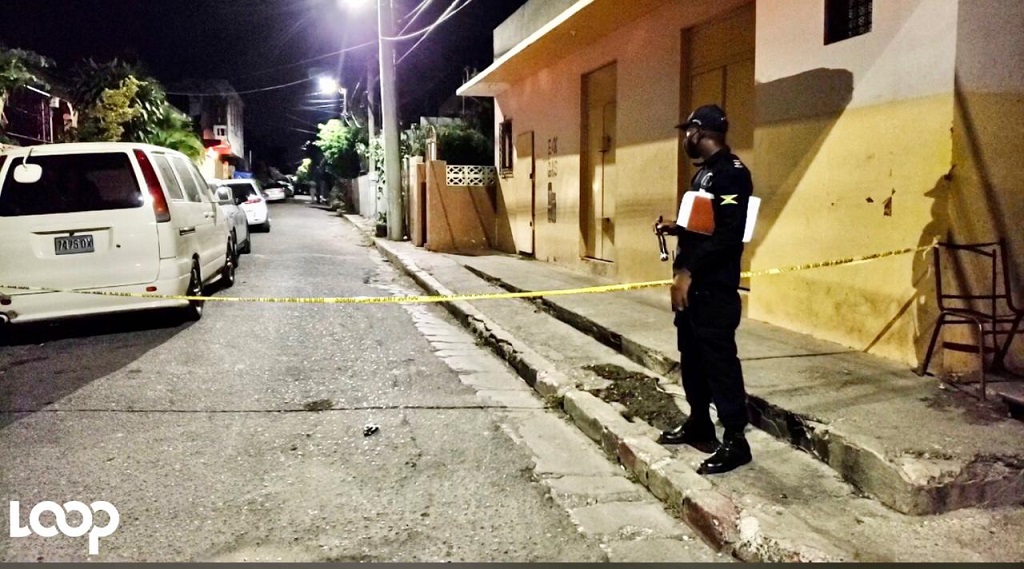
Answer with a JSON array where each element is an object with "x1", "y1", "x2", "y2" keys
[
  {"x1": 670, "y1": 270, "x2": 691, "y2": 311},
  {"x1": 655, "y1": 220, "x2": 679, "y2": 236}
]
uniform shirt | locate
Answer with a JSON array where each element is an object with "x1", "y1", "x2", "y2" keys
[{"x1": 673, "y1": 146, "x2": 752, "y2": 292}]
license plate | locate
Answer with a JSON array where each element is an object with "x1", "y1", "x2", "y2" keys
[{"x1": 54, "y1": 234, "x2": 95, "y2": 255}]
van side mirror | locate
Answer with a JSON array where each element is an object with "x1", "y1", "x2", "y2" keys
[{"x1": 13, "y1": 163, "x2": 43, "y2": 184}]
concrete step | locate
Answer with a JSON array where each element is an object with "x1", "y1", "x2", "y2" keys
[
  {"x1": 366, "y1": 235, "x2": 1024, "y2": 562},
  {"x1": 459, "y1": 262, "x2": 1024, "y2": 517}
]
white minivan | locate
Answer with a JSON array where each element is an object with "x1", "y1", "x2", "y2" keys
[{"x1": 0, "y1": 142, "x2": 235, "y2": 328}]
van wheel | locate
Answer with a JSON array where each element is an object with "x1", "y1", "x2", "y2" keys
[
  {"x1": 222, "y1": 238, "x2": 236, "y2": 289},
  {"x1": 184, "y1": 261, "x2": 204, "y2": 321}
]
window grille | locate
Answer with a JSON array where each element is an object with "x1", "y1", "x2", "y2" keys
[{"x1": 825, "y1": 0, "x2": 872, "y2": 45}]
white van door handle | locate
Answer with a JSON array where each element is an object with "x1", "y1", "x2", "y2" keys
[{"x1": 203, "y1": 212, "x2": 214, "y2": 218}]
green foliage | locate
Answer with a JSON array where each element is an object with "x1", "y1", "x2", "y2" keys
[
  {"x1": 295, "y1": 158, "x2": 313, "y2": 185},
  {"x1": 314, "y1": 119, "x2": 367, "y2": 180},
  {"x1": 128, "y1": 79, "x2": 176, "y2": 143},
  {"x1": 436, "y1": 123, "x2": 491, "y2": 166},
  {"x1": 68, "y1": 61, "x2": 202, "y2": 160},
  {"x1": 147, "y1": 126, "x2": 204, "y2": 162},
  {"x1": 356, "y1": 135, "x2": 385, "y2": 180},
  {"x1": 0, "y1": 46, "x2": 53, "y2": 127},
  {"x1": 68, "y1": 58, "x2": 136, "y2": 107},
  {"x1": 403, "y1": 125, "x2": 426, "y2": 158},
  {"x1": 142, "y1": 103, "x2": 203, "y2": 161},
  {"x1": 78, "y1": 76, "x2": 143, "y2": 142},
  {"x1": 400, "y1": 121, "x2": 492, "y2": 165}
]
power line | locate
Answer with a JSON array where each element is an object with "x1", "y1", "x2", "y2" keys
[
  {"x1": 170, "y1": 0, "x2": 464, "y2": 95},
  {"x1": 229, "y1": 41, "x2": 376, "y2": 81},
  {"x1": 396, "y1": 0, "x2": 473, "y2": 64},
  {"x1": 383, "y1": 0, "x2": 469, "y2": 42},
  {"x1": 166, "y1": 76, "x2": 315, "y2": 97},
  {"x1": 398, "y1": 0, "x2": 434, "y2": 32}
]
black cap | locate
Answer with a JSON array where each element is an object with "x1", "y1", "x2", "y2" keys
[{"x1": 677, "y1": 104, "x2": 728, "y2": 134}]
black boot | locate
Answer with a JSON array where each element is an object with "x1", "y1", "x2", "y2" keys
[
  {"x1": 697, "y1": 430, "x2": 751, "y2": 474},
  {"x1": 657, "y1": 417, "x2": 719, "y2": 452}
]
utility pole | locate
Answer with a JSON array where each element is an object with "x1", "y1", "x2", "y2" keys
[
  {"x1": 377, "y1": 0, "x2": 404, "y2": 240},
  {"x1": 366, "y1": 60, "x2": 377, "y2": 139}
]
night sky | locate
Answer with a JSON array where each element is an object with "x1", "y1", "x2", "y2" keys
[{"x1": 0, "y1": 0, "x2": 527, "y2": 169}]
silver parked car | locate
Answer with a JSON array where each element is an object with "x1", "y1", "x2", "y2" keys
[
  {"x1": 211, "y1": 183, "x2": 251, "y2": 258},
  {"x1": 217, "y1": 179, "x2": 271, "y2": 232}
]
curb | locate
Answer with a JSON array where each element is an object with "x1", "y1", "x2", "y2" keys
[
  {"x1": 369, "y1": 235, "x2": 849, "y2": 562},
  {"x1": 462, "y1": 263, "x2": 1024, "y2": 517}
]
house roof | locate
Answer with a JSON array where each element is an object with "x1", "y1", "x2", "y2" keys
[{"x1": 457, "y1": 0, "x2": 672, "y2": 97}]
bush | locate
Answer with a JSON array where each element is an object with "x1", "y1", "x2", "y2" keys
[
  {"x1": 329, "y1": 183, "x2": 348, "y2": 213},
  {"x1": 315, "y1": 119, "x2": 367, "y2": 180},
  {"x1": 437, "y1": 123, "x2": 491, "y2": 165}
]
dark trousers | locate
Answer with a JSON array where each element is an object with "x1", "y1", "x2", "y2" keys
[{"x1": 674, "y1": 288, "x2": 749, "y2": 433}]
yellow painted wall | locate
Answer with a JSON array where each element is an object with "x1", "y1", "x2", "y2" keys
[
  {"x1": 751, "y1": 96, "x2": 954, "y2": 364},
  {"x1": 493, "y1": 0, "x2": 750, "y2": 279},
  {"x1": 490, "y1": 0, "x2": 1023, "y2": 371},
  {"x1": 946, "y1": 0, "x2": 1024, "y2": 370},
  {"x1": 750, "y1": 0, "x2": 960, "y2": 366}
]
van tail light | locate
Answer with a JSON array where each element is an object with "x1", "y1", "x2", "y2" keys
[
  {"x1": 133, "y1": 150, "x2": 171, "y2": 223},
  {"x1": 245, "y1": 196, "x2": 261, "y2": 204}
]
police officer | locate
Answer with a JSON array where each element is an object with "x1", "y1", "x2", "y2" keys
[{"x1": 655, "y1": 104, "x2": 752, "y2": 475}]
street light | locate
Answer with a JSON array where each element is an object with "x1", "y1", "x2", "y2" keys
[
  {"x1": 318, "y1": 76, "x2": 348, "y2": 116},
  {"x1": 338, "y1": 0, "x2": 372, "y2": 10}
]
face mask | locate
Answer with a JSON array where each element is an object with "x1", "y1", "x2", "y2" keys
[{"x1": 684, "y1": 129, "x2": 702, "y2": 159}]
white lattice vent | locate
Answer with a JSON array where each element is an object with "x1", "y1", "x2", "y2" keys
[{"x1": 446, "y1": 165, "x2": 497, "y2": 187}]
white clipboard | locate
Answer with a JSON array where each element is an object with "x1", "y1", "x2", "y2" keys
[{"x1": 676, "y1": 190, "x2": 760, "y2": 243}]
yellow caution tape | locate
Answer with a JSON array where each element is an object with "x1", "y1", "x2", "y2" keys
[
  {"x1": 740, "y1": 242, "x2": 935, "y2": 279},
  {"x1": 0, "y1": 243, "x2": 935, "y2": 305}
]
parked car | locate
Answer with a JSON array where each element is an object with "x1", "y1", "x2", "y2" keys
[
  {"x1": 217, "y1": 179, "x2": 271, "y2": 232},
  {"x1": 292, "y1": 180, "x2": 310, "y2": 196},
  {"x1": 0, "y1": 142, "x2": 234, "y2": 326},
  {"x1": 262, "y1": 183, "x2": 287, "y2": 202},
  {"x1": 210, "y1": 183, "x2": 251, "y2": 257}
]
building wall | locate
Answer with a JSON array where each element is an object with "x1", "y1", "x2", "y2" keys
[
  {"x1": 492, "y1": 0, "x2": 578, "y2": 58},
  {"x1": 749, "y1": 0, "x2": 960, "y2": 365},
  {"x1": 227, "y1": 96, "x2": 244, "y2": 159},
  {"x1": 494, "y1": 0, "x2": 749, "y2": 279},
  {"x1": 492, "y1": 0, "x2": 1021, "y2": 370},
  {"x1": 949, "y1": 0, "x2": 1024, "y2": 368}
]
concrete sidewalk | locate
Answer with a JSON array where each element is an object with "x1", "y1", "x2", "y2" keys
[{"x1": 344, "y1": 214, "x2": 1024, "y2": 562}]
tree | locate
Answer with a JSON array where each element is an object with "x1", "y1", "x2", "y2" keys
[
  {"x1": 68, "y1": 58, "x2": 136, "y2": 108},
  {"x1": 0, "y1": 46, "x2": 52, "y2": 131},
  {"x1": 69, "y1": 60, "x2": 203, "y2": 161},
  {"x1": 295, "y1": 158, "x2": 313, "y2": 185},
  {"x1": 77, "y1": 76, "x2": 143, "y2": 142},
  {"x1": 400, "y1": 121, "x2": 491, "y2": 165},
  {"x1": 314, "y1": 119, "x2": 367, "y2": 180},
  {"x1": 144, "y1": 103, "x2": 204, "y2": 161},
  {"x1": 436, "y1": 123, "x2": 491, "y2": 165}
]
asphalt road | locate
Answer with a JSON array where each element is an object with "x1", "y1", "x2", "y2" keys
[{"x1": 0, "y1": 199, "x2": 722, "y2": 563}]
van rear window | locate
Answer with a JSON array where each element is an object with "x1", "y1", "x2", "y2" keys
[{"x1": 0, "y1": 153, "x2": 143, "y2": 217}]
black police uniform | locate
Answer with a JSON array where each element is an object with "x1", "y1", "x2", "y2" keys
[{"x1": 673, "y1": 145, "x2": 751, "y2": 437}]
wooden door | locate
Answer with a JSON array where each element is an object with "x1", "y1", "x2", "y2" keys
[
  {"x1": 582, "y1": 63, "x2": 617, "y2": 261},
  {"x1": 515, "y1": 131, "x2": 535, "y2": 255}
]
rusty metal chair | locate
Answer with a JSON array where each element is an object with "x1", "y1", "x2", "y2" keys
[{"x1": 917, "y1": 240, "x2": 1024, "y2": 399}]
